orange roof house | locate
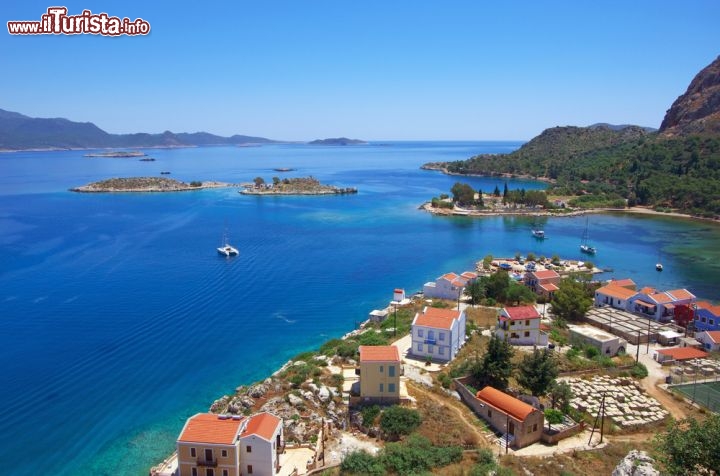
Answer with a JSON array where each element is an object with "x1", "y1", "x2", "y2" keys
[
  {"x1": 473, "y1": 386, "x2": 544, "y2": 449},
  {"x1": 359, "y1": 345, "x2": 400, "y2": 362},
  {"x1": 655, "y1": 347, "x2": 708, "y2": 363},
  {"x1": 499, "y1": 305, "x2": 541, "y2": 321},
  {"x1": 411, "y1": 307, "x2": 467, "y2": 362},
  {"x1": 178, "y1": 413, "x2": 245, "y2": 445}
]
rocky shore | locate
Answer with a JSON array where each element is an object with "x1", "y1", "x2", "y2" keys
[
  {"x1": 84, "y1": 151, "x2": 146, "y2": 158},
  {"x1": 70, "y1": 177, "x2": 236, "y2": 193}
]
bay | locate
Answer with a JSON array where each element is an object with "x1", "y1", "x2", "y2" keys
[{"x1": 0, "y1": 141, "x2": 718, "y2": 475}]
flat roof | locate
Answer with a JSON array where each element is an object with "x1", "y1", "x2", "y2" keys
[{"x1": 569, "y1": 325, "x2": 617, "y2": 342}]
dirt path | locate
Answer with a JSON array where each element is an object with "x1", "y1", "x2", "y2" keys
[
  {"x1": 639, "y1": 377, "x2": 687, "y2": 420},
  {"x1": 408, "y1": 382, "x2": 491, "y2": 445}
]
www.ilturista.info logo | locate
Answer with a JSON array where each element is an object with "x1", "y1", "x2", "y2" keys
[{"x1": 7, "y1": 7, "x2": 150, "y2": 36}]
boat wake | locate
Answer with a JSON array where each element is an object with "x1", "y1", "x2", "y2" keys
[{"x1": 274, "y1": 313, "x2": 296, "y2": 324}]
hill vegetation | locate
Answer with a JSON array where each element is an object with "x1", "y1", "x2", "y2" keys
[{"x1": 425, "y1": 55, "x2": 720, "y2": 218}]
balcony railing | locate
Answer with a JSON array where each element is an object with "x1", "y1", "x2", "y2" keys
[
  {"x1": 424, "y1": 338, "x2": 436, "y2": 345},
  {"x1": 196, "y1": 458, "x2": 218, "y2": 467}
]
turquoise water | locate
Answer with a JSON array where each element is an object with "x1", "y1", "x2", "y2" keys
[{"x1": 0, "y1": 142, "x2": 719, "y2": 475}]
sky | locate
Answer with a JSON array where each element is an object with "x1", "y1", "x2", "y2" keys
[{"x1": 1, "y1": 1, "x2": 719, "y2": 141}]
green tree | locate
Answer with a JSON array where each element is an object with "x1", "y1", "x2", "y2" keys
[
  {"x1": 517, "y1": 348, "x2": 558, "y2": 397},
  {"x1": 451, "y1": 182, "x2": 476, "y2": 206},
  {"x1": 506, "y1": 283, "x2": 536, "y2": 305},
  {"x1": 544, "y1": 408, "x2": 564, "y2": 431},
  {"x1": 483, "y1": 270, "x2": 511, "y2": 302},
  {"x1": 253, "y1": 176, "x2": 265, "y2": 187},
  {"x1": 272, "y1": 176, "x2": 280, "y2": 185},
  {"x1": 380, "y1": 406, "x2": 422, "y2": 439},
  {"x1": 654, "y1": 414, "x2": 720, "y2": 475},
  {"x1": 473, "y1": 334, "x2": 514, "y2": 391},
  {"x1": 468, "y1": 279, "x2": 487, "y2": 305},
  {"x1": 549, "y1": 381, "x2": 573, "y2": 413},
  {"x1": 493, "y1": 185, "x2": 501, "y2": 197},
  {"x1": 550, "y1": 277, "x2": 592, "y2": 322}
]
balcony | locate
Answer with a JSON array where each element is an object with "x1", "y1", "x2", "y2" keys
[
  {"x1": 424, "y1": 338, "x2": 436, "y2": 345},
  {"x1": 196, "y1": 458, "x2": 218, "y2": 467}
]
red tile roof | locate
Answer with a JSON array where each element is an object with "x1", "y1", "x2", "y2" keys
[
  {"x1": 596, "y1": 284, "x2": 636, "y2": 300},
  {"x1": 610, "y1": 278, "x2": 636, "y2": 289},
  {"x1": 502, "y1": 306, "x2": 540, "y2": 320},
  {"x1": 413, "y1": 307, "x2": 461, "y2": 330},
  {"x1": 242, "y1": 412, "x2": 281, "y2": 441},
  {"x1": 475, "y1": 386, "x2": 536, "y2": 422},
  {"x1": 634, "y1": 299, "x2": 657, "y2": 308},
  {"x1": 667, "y1": 289, "x2": 695, "y2": 300},
  {"x1": 639, "y1": 287, "x2": 656, "y2": 295},
  {"x1": 656, "y1": 347, "x2": 708, "y2": 360},
  {"x1": 461, "y1": 271, "x2": 478, "y2": 280},
  {"x1": 178, "y1": 413, "x2": 244, "y2": 445},
  {"x1": 532, "y1": 270, "x2": 560, "y2": 280},
  {"x1": 394, "y1": 288, "x2": 404, "y2": 294},
  {"x1": 705, "y1": 331, "x2": 720, "y2": 344},
  {"x1": 359, "y1": 345, "x2": 400, "y2": 362},
  {"x1": 539, "y1": 283, "x2": 559, "y2": 292},
  {"x1": 441, "y1": 272, "x2": 459, "y2": 282},
  {"x1": 649, "y1": 292, "x2": 673, "y2": 304}
]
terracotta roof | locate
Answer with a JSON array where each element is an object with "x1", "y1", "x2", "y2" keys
[
  {"x1": 649, "y1": 292, "x2": 673, "y2": 304},
  {"x1": 539, "y1": 283, "x2": 559, "y2": 292},
  {"x1": 667, "y1": 289, "x2": 695, "y2": 301},
  {"x1": 178, "y1": 413, "x2": 244, "y2": 445},
  {"x1": 639, "y1": 287, "x2": 656, "y2": 295},
  {"x1": 475, "y1": 386, "x2": 536, "y2": 422},
  {"x1": 451, "y1": 278, "x2": 468, "y2": 287},
  {"x1": 596, "y1": 284, "x2": 636, "y2": 300},
  {"x1": 532, "y1": 270, "x2": 560, "y2": 280},
  {"x1": 394, "y1": 288, "x2": 404, "y2": 294},
  {"x1": 413, "y1": 307, "x2": 461, "y2": 330},
  {"x1": 359, "y1": 345, "x2": 400, "y2": 362},
  {"x1": 656, "y1": 347, "x2": 709, "y2": 360},
  {"x1": 461, "y1": 271, "x2": 478, "y2": 280},
  {"x1": 610, "y1": 278, "x2": 636, "y2": 289},
  {"x1": 704, "y1": 331, "x2": 720, "y2": 344},
  {"x1": 241, "y1": 412, "x2": 281, "y2": 441},
  {"x1": 634, "y1": 299, "x2": 657, "y2": 308},
  {"x1": 502, "y1": 306, "x2": 540, "y2": 320},
  {"x1": 441, "y1": 272, "x2": 459, "y2": 282}
]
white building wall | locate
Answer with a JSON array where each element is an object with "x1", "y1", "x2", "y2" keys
[{"x1": 239, "y1": 435, "x2": 275, "y2": 476}]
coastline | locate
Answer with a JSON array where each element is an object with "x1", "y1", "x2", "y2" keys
[
  {"x1": 71, "y1": 178, "x2": 238, "y2": 193},
  {"x1": 420, "y1": 202, "x2": 720, "y2": 224}
]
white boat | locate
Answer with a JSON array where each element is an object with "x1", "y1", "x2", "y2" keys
[
  {"x1": 217, "y1": 230, "x2": 239, "y2": 257},
  {"x1": 656, "y1": 263, "x2": 663, "y2": 271},
  {"x1": 580, "y1": 217, "x2": 596, "y2": 255},
  {"x1": 531, "y1": 229, "x2": 545, "y2": 239}
]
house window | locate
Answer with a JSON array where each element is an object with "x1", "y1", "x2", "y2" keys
[
  {"x1": 379, "y1": 365, "x2": 384, "y2": 373},
  {"x1": 417, "y1": 343, "x2": 423, "y2": 352},
  {"x1": 510, "y1": 320, "x2": 515, "y2": 326},
  {"x1": 206, "y1": 469, "x2": 214, "y2": 476},
  {"x1": 428, "y1": 345, "x2": 434, "y2": 354},
  {"x1": 428, "y1": 330, "x2": 435, "y2": 340},
  {"x1": 702, "y1": 317, "x2": 707, "y2": 323},
  {"x1": 388, "y1": 365, "x2": 395, "y2": 377},
  {"x1": 524, "y1": 331, "x2": 530, "y2": 337},
  {"x1": 223, "y1": 470, "x2": 229, "y2": 476},
  {"x1": 533, "y1": 423, "x2": 538, "y2": 432},
  {"x1": 488, "y1": 409, "x2": 492, "y2": 418},
  {"x1": 192, "y1": 469, "x2": 197, "y2": 476},
  {"x1": 527, "y1": 427, "x2": 532, "y2": 434},
  {"x1": 511, "y1": 333, "x2": 519, "y2": 339},
  {"x1": 190, "y1": 447, "x2": 196, "y2": 458},
  {"x1": 439, "y1": 332, "x2": 445, "y2": 341},
  {"x1": 388, "y1": 383, "x2": 396, "y2": 393},
  {"x1": 247, "y1": 465, "x2": 253, "y2": 474},
  {"x1": 221, "y1": 450, "x2": 227, "y2": 458},
  {"x1": 418, "y1": 329, "x2": 424, "y2": 337},
  {"x1": 525, "y1": 320, "x2": 530, "y2": 326},
  {"x1": 379, "y1": 383, "x2": 384, "y2": 393},
  {"x1": 439, "y1": 346, "x2": 444, "y2": 355},
  {"x1": 711, "y1": 319, "x2": 715, "y2": 325}
]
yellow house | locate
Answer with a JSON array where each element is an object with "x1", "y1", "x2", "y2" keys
[{"x1": 358, "y1": 345, "x2": 401, "y2": 404}]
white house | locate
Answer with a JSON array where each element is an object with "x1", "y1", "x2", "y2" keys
[
  {"x1": 496, "y1": 305, "x2": 548, "y2": 346},
  {"x1": 239, "y1": 413, "x2": 284, "y2": 476},
  {"x1": 422, "y1": 272, "x2": 476, "y2": 301},
  {"x1": 411, "y1": 307, "x2": 466, "y2": 362},
  {"x1": 695, "y1": 330, "x2": 720, "y2": 352},
  {"x1": 628, "y1": 287, "x2": 696, "y2": 322},
  {"x1": 594, "y1": 283, "x2": 637, "y2": 311},
  {"x1": 568, "y1": 324, "x2": 627, "y2": 356}
]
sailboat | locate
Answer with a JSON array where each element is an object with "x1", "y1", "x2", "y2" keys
[
  {"x1": 217, "y1": 229, "x2": 239, "y2": 257},
  {"x1": 579, "y1": 216, "x2": 597, "y2": 255},
  {"x1": 531, "y1": 217, "x2": 546, "y2": 239},
  {"x1": 656, "y1": 250, "x2": 663, "y2": 271}
]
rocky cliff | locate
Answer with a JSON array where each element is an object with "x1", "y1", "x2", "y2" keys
[{"x1": 659, "y1": 55, "x2": 720, "y2": 136}]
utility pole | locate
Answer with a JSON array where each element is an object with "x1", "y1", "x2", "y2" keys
[
  {"x1": 646, "y1": 317, "x2": 652, "y2": 354},
  {"x1": 636, "y1": 330, "x2": 641, "y2": 363}
]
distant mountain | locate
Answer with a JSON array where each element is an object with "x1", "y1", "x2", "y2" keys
[
  {"x1": 660, "y1": 55, "x2": 720, "y2": 136},
  {"x1": 308, "y1": 137, "x2": 367, "y2": 145},
  {"x1": 0, "y1": 108, "x2": 276, "y2": 150}
]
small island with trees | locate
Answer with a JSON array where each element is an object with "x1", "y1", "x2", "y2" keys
[
  {"x1": 240, "y1": 176, "x2": 358, "y2": 195},
  {"x1": 308, "y1": 137, "x2": 368, "y2": 145},
  {"x1": 70, "y1": 177, "x2": 235, "y2": 193},
  {"x1": 83, "y1": 150, "x2": 147, "y2": 158}
]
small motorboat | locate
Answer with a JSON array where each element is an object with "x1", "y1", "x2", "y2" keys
[
  {"x1": 217, "y1": 244, "x2": 239, "y2": 257},
  {"x1": 656, "y1": 263, "x2": 663, "y2": 271}
]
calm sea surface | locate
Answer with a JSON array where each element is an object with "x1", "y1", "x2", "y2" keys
[{"x1": 1, "y1": 142, "x2": 719, "y2": 475}]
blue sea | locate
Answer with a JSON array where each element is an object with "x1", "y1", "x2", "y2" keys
[{"x1": 1, "y1": 142, "x2": 719, "y2": 475}]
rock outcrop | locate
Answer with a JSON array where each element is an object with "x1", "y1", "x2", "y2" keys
[
  {"x1": 612, "y1": 450, "x2": 660, "y2": 476},
  {"x1": 660, "y1": 55, "x2": 720, "y2": 136}
]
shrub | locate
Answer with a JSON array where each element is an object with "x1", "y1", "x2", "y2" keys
[
  {"x1": 189, "y1": 180, "x2": 202, "y2": 187},
  {"x1": 630, "y1": 362, "x2": 649, "y2": 379},
  {"x1": 361, "y1": 405, "x2": 381, "y2": 427},
  {"x1": 340, "y1": 450, "x2": 384, "y2": 475},
  {"x1": 437, "y1": 373, "x2": 452, "y2": 389},
  {"x1": 380, "y1": 406, "x2": 422, "y2": 439},
  {"x1": 584, "y1": 346, "x2": 600, "y2": 359}
]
